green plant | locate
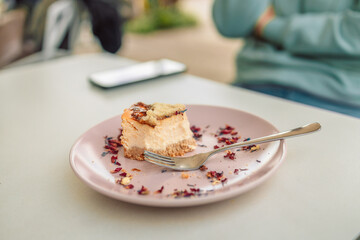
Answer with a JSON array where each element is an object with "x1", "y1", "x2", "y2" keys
[{"x1": 126, "y1": 3, "x2": 197, "y2": 33}]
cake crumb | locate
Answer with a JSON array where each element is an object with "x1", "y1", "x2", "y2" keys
[
  {"x1": 251, "y1": 145, "x2": 260, "y2": 152},
  {"x1": 199, "y1": 165, "x2": 208, "y2": 171},
  {"x1": 120, "y1": 177, "x2": 131, "y2": 186},
  {"x1": 212, "y1": 180, "x2": 221, "y2": 185},
  {"x1": 181, "y1": 173, "x2": 190, "y2": 179}
]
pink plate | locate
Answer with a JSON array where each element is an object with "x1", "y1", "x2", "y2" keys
[{"x1": 69, "y1": 105, "x2": 286, "y2": 207}]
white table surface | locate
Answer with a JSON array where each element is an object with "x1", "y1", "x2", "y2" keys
[{"x1": 1, "y1": 54, "x2": 360, "y2": 240}]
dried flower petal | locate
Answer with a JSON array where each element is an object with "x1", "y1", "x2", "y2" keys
[
  {"x1": 221, "y1": 178, "x2": 228, "y2": 183},
  {"x1": 206, "y1": 171, "x2": 217, "y2": 178},
  {"x1": 125, "y1": 184, "x2": 134, "y2": 189},
  {"x1": 110, "y1": 167, "x2": 122, "y2": 173},
  {"x1": 220, "y1": 129, "x2": 232, "y2": 135},
  {"x1": 224, "y1": 150, "x2": 236, "y2": 160},
  {"x1": 117, "y1": 128, "x2": 123, "y2": 141},
  {"x1": 191, "y1": 125, "x2": 202, "y2": 140},
  {"x1": 138, "y1": 186, "x2": 149, "y2": 195},
  {"x1": 155, "y1": 186, "x2": 164, "y2": 194},
  {"x1": 190, "y1": 125, "x2": 201, "y2": 133},
  {"x1": 225, "y1": 125, "x2": 235, "y2": 131},
  {"x1": 190, "y1": 188, "x2": 200, "y2": 192},
  {"x1": 183, "y1": 190, "x2": 194, "y2": 197}
]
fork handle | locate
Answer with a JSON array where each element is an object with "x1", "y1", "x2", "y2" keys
[{"x1": 209, "y1": 122, "x2": 321, "y2": 156}]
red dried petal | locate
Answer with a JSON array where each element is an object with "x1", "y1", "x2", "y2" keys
[
  {"x1": 193, "y1": 132, "x2": 202, "y2": 139},
  {"x1": 117, "y1": 128, "x2": 123, "y2": 141},
  {"x1": 110, "y1": 167, "x2": 122, "y2": 173},
  {"x1": 111, "y1": 149, "x2": 119, "y2": 154},
  {"x1": 183, "y1": 190, "x2": 194, "y2": 197},
  {"x1": 138, "y1": 186, "x2": 149, "y2": 195},
  {"x1": 155, "y1": 186, "x2": 164, "y2": 194},
  {"x1": 190, "y1": 188, "x2": 200, "y2": 192},
  {"x1": 215, "y1": 171, "x2": 224, "y2": 180},
  {"x1": 206, "y1": 171, "x2": 217, "y2": 178},
  {"x1": 109, "y1": 139, "x2": 122, "y2": 147},
  {"x1": 225, "y1": 125, "x2": 235, "y2": 131},
  {"x1": 125, "y1": 184, "x2": 134, "y2": 189},
  {"x1": 220, "y1": 129, "x2": 232, "y2": 135},
  {"x1": 111, "y1": 155, "x2": 118, "y2": 163},
  {"x1": 104, "y1": 145, "x2": 119, "y2": 154},
  {"x1": 190, "y1": 125, "x2": 201, "y2": 133},
  {"x1": 217, "y1": 137, "x2": 228, "y2": 143},
  {"x1": 242, "y1": 144, "x2": 256, "y2": 151},
  {"x1": 224, "y1": 151, "x2": 236, "y2": 160}
]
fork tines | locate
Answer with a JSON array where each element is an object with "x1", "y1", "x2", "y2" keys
[{"x1": 144, "y1": 151, "x2": 176, "y2": 167}]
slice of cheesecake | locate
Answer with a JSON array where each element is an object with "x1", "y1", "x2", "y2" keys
[{"x1": 120, "y1": 102, "x2": 197, "y2": 160}]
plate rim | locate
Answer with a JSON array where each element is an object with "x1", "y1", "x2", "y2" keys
[{"x1": 69, "y1": 104, "x2": 287, "y2": 207}]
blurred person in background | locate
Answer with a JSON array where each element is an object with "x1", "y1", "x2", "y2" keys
[
  {"x1": 0, "y1": 0, "x2": 125, "y2": 67},
  {"x1": 81, "y1": 0, "x2": 125, "y2": 53},
  {"x1": 213, "y1": 0, "x2": 360, "y2": 118},
  {"x1": 22, "y1": 0, "x2": 125, "y2": 53}
]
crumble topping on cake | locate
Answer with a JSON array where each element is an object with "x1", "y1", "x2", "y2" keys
[
  {"x1": 130, "y1": 102, "x2": 151, "y2": 122},
  {"x1": 130, "y1": 102, "x2": 186, "y2": 127}
]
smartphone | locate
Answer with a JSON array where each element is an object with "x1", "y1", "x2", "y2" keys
[{"x1": 89, "y1": 59, "x2": 187, "y2": 88}]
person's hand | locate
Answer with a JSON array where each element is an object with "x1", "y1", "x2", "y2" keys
[{"x1": 254, "y1": 5, "x2": 276, "y2": 37}]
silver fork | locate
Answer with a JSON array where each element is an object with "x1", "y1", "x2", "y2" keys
[{"x1": 144, "y1": 122, "x2": 321, "y2": 171}]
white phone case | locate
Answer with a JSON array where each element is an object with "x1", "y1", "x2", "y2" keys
[{"x1": 89, "y1": 59, "x2": 187, "y2": 88}]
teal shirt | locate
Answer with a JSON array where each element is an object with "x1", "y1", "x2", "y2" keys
[{"x1": 213, "y1": 0, "x2": 360, "y2": 107}]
